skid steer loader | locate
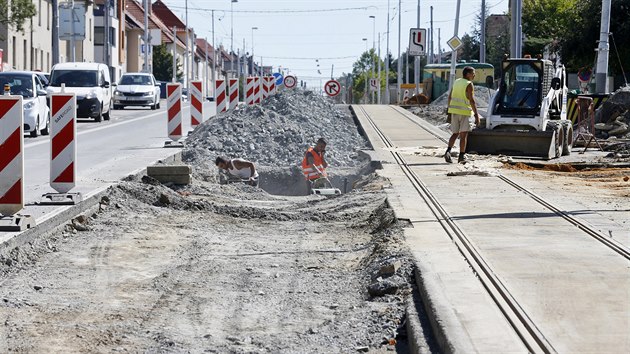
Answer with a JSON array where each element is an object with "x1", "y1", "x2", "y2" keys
[{"x1": 466, "y1": 57, "x2": 573, "y2": 159}]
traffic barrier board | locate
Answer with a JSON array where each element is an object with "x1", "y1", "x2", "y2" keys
[
  {"x1": 254, "y1": 77, "x2": 262, "y2": 104},
  {"x1": 324, "y1": 79, "x2": 341, "y2": 97},
  {"x1": 50, "y1": 93, "x2": 77, "y2": 193},
  {"x1": 284, "y1": 75, "x2": 297, "y2": 89},
  {"x1": 191, "y1": 81, "x2": 203, "y2": 126},
  {"x1": 0, "y1": 96, "x2": 24, "y2": 216},
  {"x1": 166, "y1": 84, "x2": 182, "y2": 142},
  {"x1": 215, "y1": 79, "x2": 227, "y2": 113},
  {"x1": 229, "y1": 78, "x2": 239, "y2": 110},
  {"x1": 246, "y1": 77, "x2": 256, "y2": 105}
]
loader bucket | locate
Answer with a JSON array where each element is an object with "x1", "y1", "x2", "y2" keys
[{"x1": 465, "y1": 129, "x2": 557, "y2": 160}]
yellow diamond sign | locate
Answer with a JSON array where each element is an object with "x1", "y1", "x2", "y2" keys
[{"x1": 447, "y1": 36, "x2": 463, "y2": 51}]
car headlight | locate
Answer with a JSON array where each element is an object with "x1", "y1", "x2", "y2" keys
[
  {"x1": 85, "y1": 90, "x2": 97, "y2": 99},
  {"x1": 24, "y1": 101, "x2": 35, "y2": 110},
  {"x1": 114, "y1": 90, "x2": 122, "y2": 96}
]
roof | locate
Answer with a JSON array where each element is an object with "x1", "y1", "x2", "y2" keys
[
  {"x1": 152, "y1": 0, "x2": 186, "y2": 29},
  {"x1": 195, "y1": 38, "x2": 215, "y2": 62},
  {"x1": 125, "y1": 0, "x2": 185, "y2": 48},
  {"x1": 52, "y1": 62, "x2": 107, "y2": 70}
]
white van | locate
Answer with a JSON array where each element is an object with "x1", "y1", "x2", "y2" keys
[{"x1": 47, "y1": 62, "x2": 113, "y2": 122}]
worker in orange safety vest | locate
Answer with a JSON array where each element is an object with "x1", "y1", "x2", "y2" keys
[{"x1": 301, "y1": 138, "x2": 329, "y2": 193}]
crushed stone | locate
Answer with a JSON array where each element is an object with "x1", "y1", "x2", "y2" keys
[{"x1": 182, "y1": 89, "x2": 368, "y2": 169}]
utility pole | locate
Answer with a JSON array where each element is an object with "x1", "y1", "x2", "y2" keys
[
  {"x1": 510, "y1": 0, "x2": 522, "y2": 58},
  {"x1": 52, "y1": 0, "x2": 59, "y2": 65},
  {"x1": 596, "y1": 0, "x2": 612, "y2": 93},
  {"x1": 370, "y1": 15, "x2": 376, "y2": 104},
  {"x1": 185, "y1": 0, "x2": 189, "y2": 89},
  {"x1": 70, "y1": 1, "x2": 76, "y2": 61},
  {"x1": 205, "y1": 38, "x2": 209, "y2": 96},
  {"x1": 363, "y1": 38, "x2": 368, "y2": 103},
  {"x1": 212, "y1": 10, "x2": 216, "y2": 94},
  {"x1": 414, "y1": 0, "x2": 420, "y2": 96},
  {"x1": 396, "y1": 0, "x2": 402, "y2": 103},
  {"x1": 430, "y1": 6, "x2": 434, "y2": 64},
  {"x1": 377, "y1": 32, "x2": 381, "y2": 104},
  {"x1": 448, "y1": 0, "x2": 462, "y2": 92},
  {"x1": 480, "y1": 0, "x2": 486, "y2": 63},
  {"x1": 384, "y1": 0, "x2": 391, "y2": 104},
  {"x1": 172, "y1": 26, "x2": 177, "y2": 83},
  {"x1": 231, "y1": 0, "x2": 237, "y2": 54},
  {"x1": 405, "y1": 50, "x2": 409, "y2": 84},
  {"x1": 143, "y1": 0, "x2": 149, "y2": 72},
  {"x1": 105, "y1": 0, "x2": 111, "y2": 70},
  {"x1": 438, "y1": 28, "x2": 441, "y2": 64}
]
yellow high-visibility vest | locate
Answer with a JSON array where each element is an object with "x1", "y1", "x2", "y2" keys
[{"x1": 447, "y1": 78, "x2": 473, "y2": 116}]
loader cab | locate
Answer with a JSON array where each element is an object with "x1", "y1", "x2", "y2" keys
[{"x1": 494, "y1": 60, "x2": 547, "y2": 117}]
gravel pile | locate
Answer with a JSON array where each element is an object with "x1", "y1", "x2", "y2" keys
[
  {"x1": 182, "y1": 90, "x2": 368, "y2": 168},
  {"x1": 595, "y1": 86, "x2": 630, "y2": 139}
]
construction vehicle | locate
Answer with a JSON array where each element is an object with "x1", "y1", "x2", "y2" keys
[{"x1": 466, "y1": 57, "x2": 573, "y2": 159}]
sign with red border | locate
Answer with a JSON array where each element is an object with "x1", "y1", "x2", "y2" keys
[
  {"x1": 284, "y1": 75, "x2": 297, "y2": 89},
  {"x1": 324, "y1": 80, "x2": 341, "y2": 97}
]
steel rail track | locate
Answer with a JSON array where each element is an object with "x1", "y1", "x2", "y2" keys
[
  {"x1": 389, "y1": 106, "x2": 630, "y2": 261},
  {"x1": 355, "y1": 105, "x2": 557, "y2": 354}
]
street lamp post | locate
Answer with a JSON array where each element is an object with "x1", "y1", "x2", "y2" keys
[
  {"x1": 384, "y1": 0, "x2": 391, "y2": 104},
  {"x1": 251, "y1": 27, "x2": 258, "y2": 75},
  {"x1": 369, "y1": 15, "x2": 376, "y2": 104},
  {"x1": 231, "y1": 0, "x2": 237, "y2": 54},
  {"x1": 397, "y1": 0, "x2": 402, "y2": 103},
  {"x1": 363, "y1": 38, "x2": 368, "y2": 104}
]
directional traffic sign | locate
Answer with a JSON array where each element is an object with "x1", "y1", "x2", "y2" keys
[
  {"x1": 324, "y1": 79, "x2": 341, "y2": 97},
  {"x1": 273, "y1": 72, "x2": 284, "y2": 86},
  {"x1": 284, "y1": 75, "x2": 297, "y2": 89},
  {"x1": 409, "y1": 28, "x2": 427, "y2": 56},
  {"x1": 370, "y1": 78, "x2": 378, "y2": 89}
]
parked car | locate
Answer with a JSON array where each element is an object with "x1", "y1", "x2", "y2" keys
[
  {"x1": 34, "y1": 72, "x2": 50, "y2": 87},
  {"x1": 113, "y1": 73, "x2": 161, "y2": 110},
  {"x1": 0, "y1": 72, "x2": 50, "y2": 137},
  {"x1": 47, "y1": 62, "x2": 113, "y2": 122}
]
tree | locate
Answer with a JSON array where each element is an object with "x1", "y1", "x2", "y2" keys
[
  {"x1": 0, "y1": 0, "x2": 36, "y2": 33},
  {"x1": 152, "y1": 44, "x2": 182, "y2": 82},
  {"x1": 459, "y1": 33, "x2": 480, "y2": 62},
  {"x1": 522, "y1": 0, "x2": 579, "y2": 56},
  {"x1": 351, "y1": 48, "x2": 386, "y2": 103}
]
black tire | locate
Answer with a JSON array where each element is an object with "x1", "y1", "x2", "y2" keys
[
  {"x1": 113, "y1": 104, "x2": 122, "y2": 110},
  {"x1": 151, "y1": 103, "x2": 157, "y2": 110},
  {"x1": 94, "y1": 105, "x2": 103, "y2": 122},
  {"x1": 30, "y1": 117, "x2": 40, "y2": 137},
  {"x1": 156, "y1": 101, "x2": 160, "y2": 109},
  {"x1": 41, "y1": 114, "x2": 50, "y2": 136},
  {"x1": 561, "y1": 121, "x2": 573, "y2": 156},
  {"x1": 103, "y1": 102, "x2": 111, "y2": 121}
]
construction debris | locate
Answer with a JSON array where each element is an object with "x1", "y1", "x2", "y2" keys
[{"x1": 595, "y1": 86, "x2": 630, "y2": 139}]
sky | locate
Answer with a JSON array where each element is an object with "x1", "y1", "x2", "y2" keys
[{"x1": 162, "y1": 0, "x2": 509, "y2": 90}]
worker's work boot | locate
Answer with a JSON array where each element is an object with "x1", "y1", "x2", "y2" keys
[
  {"x1": 458, "y1": 153, "x2": 467, "y2": 164},
  {"x1": 444, "y1": 151, "x2": 453, "y2": 163}
]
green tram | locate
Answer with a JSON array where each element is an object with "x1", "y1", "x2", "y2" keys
[{"x1": 423, "y1": 62, "x2": 494, "y2": 101}]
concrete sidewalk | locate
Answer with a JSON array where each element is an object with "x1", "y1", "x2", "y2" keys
[{"x1": 352, "y1": 104, "x2": 630, "y2": 354}]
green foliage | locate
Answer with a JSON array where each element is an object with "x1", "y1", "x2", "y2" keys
[
  {"x1": 351, "y1": 48, "x2": 388, "y2": 103},
  {"x1": 459, "y1": 34, "x2": 480, "y2": 62},
  {"x1": 152, "y1": 44, "x2": 182, "y2": 82},
  {"x1": 522, "y1": 0, "x2": 579, "y2": 55},
  {"x1": 0, "y1": 0, "x2": 36, "y2": 33}
]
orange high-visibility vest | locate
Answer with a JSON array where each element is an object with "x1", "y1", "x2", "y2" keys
[{"x1": 301, "y1": 147, "x2": 326, "y2": 180}]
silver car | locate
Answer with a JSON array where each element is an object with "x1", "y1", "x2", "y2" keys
[
  {"x1": 0, "y1": 72, "x2": 50, "y2": 137},
  {"x1": 113, "y1": 73, "x2": 161, "y2": 110}
]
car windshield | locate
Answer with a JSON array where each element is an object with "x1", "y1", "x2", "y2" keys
[
  {"x1": 499, "y1": 63, "x2": 541, "y2": 110},
  {"x1": 120, "y1": 75, "x2": 152, "y2": 85},
  {"x1": 50, "y1": 70, "x2": 98, "y2": 87},
  {"x1": 0, "y1": 74, "x2": 34, "y2": 97}
]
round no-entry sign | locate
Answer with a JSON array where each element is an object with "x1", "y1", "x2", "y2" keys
[
  {"x1": 284, "y1": 75, "x2": 297, "y2": 88},
  {"x1": 324, "y1": 79, "x2": 341, "y2": 97}
]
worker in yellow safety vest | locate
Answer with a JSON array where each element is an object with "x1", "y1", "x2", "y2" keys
[
  {"x1": 301, "y1": 138, "x2": 329, "y2": 193},
  {"x1": 445, "y1": 66, "x2": 480, "y2": 164}
]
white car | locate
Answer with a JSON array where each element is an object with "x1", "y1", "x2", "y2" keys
[
  {"x1": 47, "y1": 62, "x2": 113, "y2": 122},
  {"x1": 113, "y1": 73, "x2": 161, "y2": 110},
  {"x1": 0, "y1": 71, "x2": 50, "y2": 137}
]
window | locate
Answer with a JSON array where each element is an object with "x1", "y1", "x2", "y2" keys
[
  {"x1": 11, "y1": 37, "x2": 16, "y2": 69},
  {"x1": 89, "y1": 19, "x2": 92, "y2": 41},
  {"x1": 23, "y1": 40, "x2": 27, "y2": 70},
  {"x1": 94, "y1": 27, "x2": 104, "y2": 45},
  {"x1": 47, "y1": 1, "x2": 50, "y2": 29},
  {"x1": 49, "y1": 70, "x2": 98, "y2": 87},
  {"x1": 38, "y1": 0, "x2": 42, "y2": 27}
]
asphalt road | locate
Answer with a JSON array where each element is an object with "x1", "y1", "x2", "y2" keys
[{"x1": 19, "y1": 99, "x2": 217, "y2": 222}]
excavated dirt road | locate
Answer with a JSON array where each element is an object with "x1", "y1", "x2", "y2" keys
[{"x1": 0, "y1": 176, "x2": 434, "y2": 353}]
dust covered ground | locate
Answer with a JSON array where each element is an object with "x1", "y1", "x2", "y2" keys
[{"x1": 0, "y1": 175, "x2": 435, "y2": 353}]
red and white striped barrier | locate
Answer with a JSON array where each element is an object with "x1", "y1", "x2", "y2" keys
[
  {"x1": 50, "y1": 93, "x2": 77, "y2": 193},
  {"x1": 190, "y1": 80, "x2": 203, "y2": 127},
  {"x1": 166, "y1": 83, "x2": 182, "y2": 141},
  {"x1": 270, "y1": 78, "x2": 277, "y2": 95},
  {"x1": 262, "y1": 76, "x2": 273, "y2": 100},
  {"x1": 0, "y1": 96, "x2": 24, "y2": 216},
  {"x1": 246, "y1": 77, "x2": 255, "y2": 106},
  {"x1": 254, "y1": 77, "x2": 262, "y2": 104},
  {"x1": 215, "y1": 79, "x2": 227, "y2": 113},
  {"x1": 229, "y1": 78, "x2": 239, "y2": 110}
]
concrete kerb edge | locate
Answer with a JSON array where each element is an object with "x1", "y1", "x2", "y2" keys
[
  {"x1": 0, "y1": 152, "x2": 184, "y2": 258},
  {"x1": 349, "y1": 104, "x2": 460, "y2": 354}
]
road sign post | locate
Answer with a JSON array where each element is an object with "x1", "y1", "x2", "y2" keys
[
  {"x1": 0, "y1": 95, "x2": 35, "y2": 231},
  {"x1": 40, "y1": 92, "x2": 82, "y2": 206},
  {"x1": 164, "y1": 83, "x2": 184, "y2": 148}
]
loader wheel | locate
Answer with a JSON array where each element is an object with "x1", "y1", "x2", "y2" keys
[{"x1": 561, "y1": 122, "x2": 573, "y2": 156}]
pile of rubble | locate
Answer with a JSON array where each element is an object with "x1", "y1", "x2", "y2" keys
[
  {"x1": 595, "y1": 86, "x2": 630, "y2": 139},
  {"x1": 182, "y1": 90, "x2": 368, "y2": 169}
]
